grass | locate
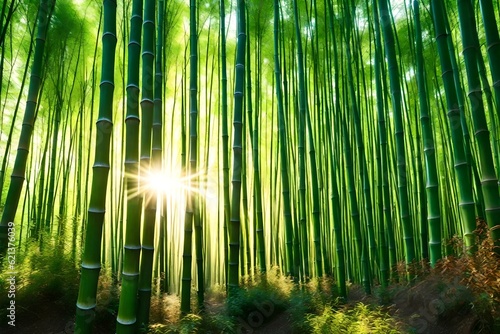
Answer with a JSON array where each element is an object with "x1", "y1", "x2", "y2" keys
[{"x1": 306, "y1": 303, "x2": 402, "y2": 334}]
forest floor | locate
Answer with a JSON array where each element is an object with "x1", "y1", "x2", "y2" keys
[
  {"x1": 229, "y1": 275, "x2": 480, "y2": 334},
  {"x1": 0, "y1": 274, "x2": 487, "y2": 334},
  {"x1": 2, "y1": 234, "x2": 499, "y2": 334}
]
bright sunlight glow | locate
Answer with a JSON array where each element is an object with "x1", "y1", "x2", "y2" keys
[
  {"x1": 145, "y1": 172, "x2": 185, "y2": 195},
  {"x1": 141, "y1": 169, "x2": 216, "y2": 204}
]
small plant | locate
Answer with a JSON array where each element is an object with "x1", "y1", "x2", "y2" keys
[
  {"x1": 149, "y1": 293, "x2": 182, "y2": 326},
  {"x1": 148, "y1": 314, "x2": 203, "y2": 334},
  {"x1": 287, "y1": 278, "x2": 344, "y2": 332},
  {"x1": 200, "y1": 313, "x2": 235, "y2": 333},
  {"x1": 178, "y1": 314, "x2": 202, "y2": 333},
  {"x1": 226, "y1": 267, "x2": 291, "y2": 319},
  {"x1": 374, "y1": 286, "x2": 392, "y2": 305},
  {"x1": 306, "y1": 302, "x2": 402, "y2": 334}
]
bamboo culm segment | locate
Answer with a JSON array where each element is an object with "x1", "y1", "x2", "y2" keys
[
  {"x1": 137, "y1": 0, "x2": 157, "y2": 327},
  {"x1": 228, "y1": 0, "x2": 246, "y2": 294},
  {"x1": 76, "y1": 0, "x2": 117, "y2": 333},
  {"x1": 431, "y1": 0, "x2": 476, "y2": 249},
  {"x1": 413, "y1": 0, "x2": 442, "y2": 267},
  {"x1": 378, "y1": 0, "x2": 416, "y2": 269},
  {"x1": 116, "y1": 0, "x2": 143, "y2": 331},
  {"x1": 456, "y1": 0, "x2": 500, "y2": 245}
]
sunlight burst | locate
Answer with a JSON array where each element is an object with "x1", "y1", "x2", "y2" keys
[{"x1": 138, "y1": 169, "x2": 215, "y2": 204}]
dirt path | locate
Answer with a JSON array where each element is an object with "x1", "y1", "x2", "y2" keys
[{"x1": 254, "y1": 312, "x2": 292, "y2": 334}]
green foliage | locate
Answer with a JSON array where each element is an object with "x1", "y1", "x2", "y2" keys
[
  {"x1": 148, "y1": 311, "x2": 234, "y2": 334},
  {"x1": 200, "y1": 313, "x2": 234, "y2": 333},
  {"x1": 0, "y1": 239, "x2": 79, "y2": 318},
  {"x1": 306, "y1": 303, "x2": 402, "y2": 334},
  {"x1": 374, "y1": 286, "x2": 393, "y2": 306},
  {"x1": 226, "y1": 269, "x2": 291, "y2": 318},
  {"x1": 177, "y1": 314, "x2": 202, "y2": 333},
  {"x1": 286, "y1": 278, "x2": 343, "y2": 332},
  {"x1": 148, "y1": 314, "x2": 202, "y2": 334}
]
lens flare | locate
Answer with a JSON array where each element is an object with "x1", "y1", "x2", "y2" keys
[
  {"x1": 144, "y1": 172, "x2": 184, "y2": 195},
  {"x1": 139, "y1": 169, "x2": 215, "y2": 204}
]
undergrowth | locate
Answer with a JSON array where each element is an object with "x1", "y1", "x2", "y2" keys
[
  {"x1": 1, "y1": 220, "x2": 498, "y2": 333},
  {"x1": 435, "y1": 220, "x2": 500, "y2": 332},
  {"x1": 0, "y1": 236, "x2": 79, "y2": 318},
  {"x1": 306, "y1": 302, "x2": 402, "y2": 334},
  {"x1": 0, "y1": 232, "x2": 118, "y2": 332}
]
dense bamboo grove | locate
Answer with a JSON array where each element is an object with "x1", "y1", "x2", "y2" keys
[{"x1": 1, "y1": 0, "x2": 500, "y2": 332}]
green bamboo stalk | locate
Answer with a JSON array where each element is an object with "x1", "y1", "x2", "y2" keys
[
  {"x1": 303, "y1": 3, "x2": 324, "y2": 279},
  {"x1": 241, "y1": 108, "x2": 250, "y2": 277},
  {"x1": 324, "y1": 0, "x2": 346, "y2": 297},
  {"x1": 75, "y1": 0, "x2": 117, "y2": 332},
  {"x1": 116, "y1": 0, "x2": 143, "y2": 331},
  {"x1": 292, "y1": 0, "x2": 312, "y2": 280},
  {"x1": 343, "y1": 2, "x2": 378, "y2": 272},
  {"x1": 372, "y1": 0, "x2": 396, "y2": 282},
  {"x1": 431, "y1": 0, "x2": 477, "y2": 249},
  {"x1": 228, "y1": 0, "x2": 246, "y2": 293},
  {"x1": 81, "y1": 8, "x2": 101, "y2": 252},
  {"x1": 478, "y1": 0, "x2": 500, "y2": 122},
  {"x1": 477, "y1": 51, "x2": 500, "y2": 184},
  {"x1": 341, "y1": 117, "x2": 371, "y2": 294},
  {"x1": 413, "y1": 0, "x2": 441, "y2": 266},
  {"x1": 305, "y1": 92, "x2": 323, "y2": 278},
  {"x1": 273, "y1": 0, "x2": 294, "y2": 277},
  {"x1": 194, "y1": 99, "x2": 205, "y2": 310},
  {"x1": 443, "y1": 12, "x2": 480, "y2": 219},
  {"x1": 0, "y1": 14, "x2": 35, "y2": 204},
  {"x1": 246, "y1": 9, "x2": 266, "y2": 275},
  {"x1": 456, "y1": 0, "x2": 500, "y2": 244},
  {"x1": 378, "y1": 0, "x2": 416, "y2": 270},
  {"x1": 181, "y1": 0, "x2": 200, "y2": 313},
  {"x1": 281, "y1": 19, "x2": 302, "y2": 282},
  {"x1": 0, "y1": 0, "x2": 53, "y2": 250},
  {"x1": 44, "y1": 69, "x2": 63, "y2": 233},
  {"x1": 137, "y1": 0, "x2": 156, "y2": 327},
  {"x1": 219, "y1": 0, "x2": 230, "y2": 288}
]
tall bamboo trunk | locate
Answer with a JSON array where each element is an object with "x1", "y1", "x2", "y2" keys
[
  {"x1": 137, "y1": 0, "x2": 157, "y2": 327},
  {"x1": 431, "y1": 0, "x2": 477, "y2": 250},
  {"x1": 378, "y1": 0, "x2": 416, "y2": 272},
  {"x1": 116, "y1": 0, "x2": 143, "y2": 331},
  {"x1": 0, "y1": 0, "x2": 53, "y2": 250},
  {"x1": 75, "y1": 0, "x2": 117, "y2": 332},
  {"x1": 228, "y1": 0, "x2": 246, "y2": 294},
  {"x1": 456, "y1": 0, "x2": 500, "y2": 245}
]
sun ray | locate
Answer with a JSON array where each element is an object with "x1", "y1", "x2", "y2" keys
[{"x1": 120, "y1": 168, "x2": 217, "y2": 205}]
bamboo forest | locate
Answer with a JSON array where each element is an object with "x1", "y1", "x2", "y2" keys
[{"x1": 1, "y1": 0, "x2": 500, "y2": 333}]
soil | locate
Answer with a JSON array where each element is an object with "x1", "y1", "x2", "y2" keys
[
  {"x1": 254, "y1": 312, "x2": 292, "y2": 334},
  {"x1": 1, "y1": 301, "x2": 74, "y2": 334},
  {"x1": 385, "y1": 276, "x2": 480, "y2": 334},
  {"x1": 348, "y1": 276, "x2": 481, "y2": 334},
  {"x1": 0, "y1": 300, "x2": 113, "y2": 334}
]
